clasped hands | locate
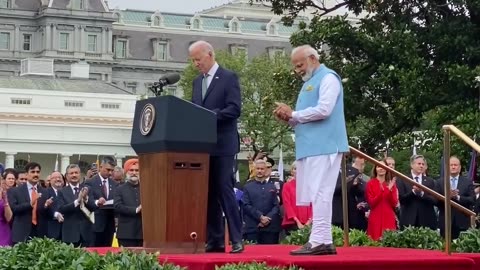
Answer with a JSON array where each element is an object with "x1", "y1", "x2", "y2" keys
[
  {"x1": 273, "y1": 102, "x2": 293, "y2": 122},
  {"x1": 258, "y1": 215, "x2": 271, "y2": 228}
]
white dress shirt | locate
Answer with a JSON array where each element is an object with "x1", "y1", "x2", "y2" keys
[{"x1": 204, "y1": 62, "x2": 219, "y2": 89}]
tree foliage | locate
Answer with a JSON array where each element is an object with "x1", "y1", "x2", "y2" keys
[
  {"x1": 179, "y1": 51, "x2": 302, "y2": 154},
  {"x1": 256, "y1": 0, "x2": 480, "y2": 167}
]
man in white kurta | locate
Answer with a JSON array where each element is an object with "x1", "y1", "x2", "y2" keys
[{"x1": 274, "y1": 45, "x2": 349, "y2": 255}]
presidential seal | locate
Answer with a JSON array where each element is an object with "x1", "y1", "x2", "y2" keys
[{"x1": 140, "y1": 103, "x2": 155, "y2": 136}]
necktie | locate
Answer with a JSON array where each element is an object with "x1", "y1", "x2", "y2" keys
[
  {"x1": 31, "y1": 186, "x2": 37, "y2": 225},
  {"x1": 201, "y1": 74, "x2": 210, "y2": 100},
  {"x1": 102, "y1": 180, "x2": 108, "y2": 198},
  {"x1": 451, "y1": 177, "x2": 457, "y2": 190},
  {"x1": 414, "y1": 176, "x2": 419, "y2": 184},
  {"x1": 74, "y1": 187, "x2": 79, "y2": 196}
]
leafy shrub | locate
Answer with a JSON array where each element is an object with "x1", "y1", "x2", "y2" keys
[
  {"x1": 282, "y1": 225, "x2": 377, "y2": 247},
  {"x1": 281, "y1": 225, "x2": 311, "y2": 245},
  {"x1": 453, "y1": 228, "x2": 480, "y2": 253},
  {"x1": 349, "y1": 229, "x2": 378, "y2": 247},
  {"x1": 0, "y1": 237, "x2": 183, "y2": 270},
  {"x1": 216, "y1": 262, "x2": 302, "y2": 270},
  {"x1": 381, "y1": 226, "x2": 443, "y2": 250}
]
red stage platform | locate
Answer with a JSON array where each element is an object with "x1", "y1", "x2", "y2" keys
[{"x1": 87, "y1": 245, "x2": 480, "y2": 270}]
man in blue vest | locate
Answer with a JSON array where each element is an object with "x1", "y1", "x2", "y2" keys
[{"x1": 274, "y1": 45, "x2": 349, "y2": 255}]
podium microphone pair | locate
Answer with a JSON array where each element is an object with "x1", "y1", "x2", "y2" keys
[{"x1": 149, "y1": 73, "x2": 181, "y2": 97}]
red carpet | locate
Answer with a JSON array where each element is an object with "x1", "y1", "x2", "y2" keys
[{"x1": 87, "y1": 245, "x2": 479, "y2": 270}]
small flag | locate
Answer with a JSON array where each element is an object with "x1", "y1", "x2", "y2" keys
[{"x1": 278, "y1": 146, "x2": 284, "y2": 182}]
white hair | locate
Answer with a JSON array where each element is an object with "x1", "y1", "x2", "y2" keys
[
  {"x1": 189, "y1": 40, "x2": 215, "y2": 57},
  {"x1": 291, "y1": 45, "x2": 320, "y2": 60}
]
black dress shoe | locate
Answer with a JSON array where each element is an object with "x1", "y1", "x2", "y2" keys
[
  {"x1": 205, "y1": 244, "x2": 225, "y2": 253},
  {"x1": 290, "y1": 243, "x2": 337, "y2": 256},
  {"x1": 229, "y1": 243, "x2": 244, "y2": 254}
]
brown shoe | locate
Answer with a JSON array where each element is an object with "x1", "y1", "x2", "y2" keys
[{"x1": 290, "y1": 243, "x2": 337, "y2": 256}]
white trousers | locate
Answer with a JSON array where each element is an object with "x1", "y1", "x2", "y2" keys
[{"x1": 296, "y1": 153, "x2": 343, "y2": 245}]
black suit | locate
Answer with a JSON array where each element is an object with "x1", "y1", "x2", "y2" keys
[
  {"x1": 45, "y1": 187, "x2": 62, "y2": 240},
  {"x1": 332, "y1": 166, "x2": 367, "y2": 231},
  {"x1": 114, "y1": 182, "x2": 143, "y2": 247},
  {"x1": 472, "y1": 193, "x2": 480, "y2": 228},
  {"x1": 85, "y1": 175, "x2": 118, "y2": 247},
  {"x1": 435, "y1": 176, "x2": 474, "y2": 239},
  {"x1": 397, "y1": 174, "x2": 437, "y2": 230},
  {"x1": 7, "y1": 184, "x2": 48, "y2": 243},
  {"x1": 192, "y1": 65, "x2": 243, "y2": 246},
  {"x1": 56, "y1": 185, "x2": 97, "y2": 247}
]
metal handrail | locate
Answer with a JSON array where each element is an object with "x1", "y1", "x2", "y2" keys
[
  {"x1": 442, "y1": 125, "x2": 480, "y2": 254},
  {"x1": 341, "y1": 146, "x2": 476, "y2": 255}
]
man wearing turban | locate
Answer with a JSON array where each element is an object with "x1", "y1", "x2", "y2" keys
[{"x1": 113, "y1": 158, "x2": 143, "y2": 247}]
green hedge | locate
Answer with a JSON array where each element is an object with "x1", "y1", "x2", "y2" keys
[{"x1": 282, "y1": 225, "x2": 480, "y2": 253}]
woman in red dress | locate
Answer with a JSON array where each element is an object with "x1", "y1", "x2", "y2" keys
[
  {"x1": 366, "y1": 160, "x2": 398, "y2": 241},
  {"x1": 281, "y1": 162, "x2": 313, "y2": 235}
]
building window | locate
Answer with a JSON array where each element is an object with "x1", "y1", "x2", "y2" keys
[
  {"x1": 59, "y1": 33, "x2": 69, "y2": 50},
  {"x1": 0, "y1": 32, "x2": 10, "y2": 50},
  {"x1": 231, "y1": 22, "x2": 239, "y2": 32},
  {"x1": 101, "y1": 103, "x2": 121, "y2": 109},
  {"x1": 231, "y1": 45, "x2": 247, "y2": 57},
  {"x1": 268, "y1": 47, "x2": 284, "y2": 58},
  {"x1": 74, "y1": 0, "x2": 85, "y2": 10},
  {"x1": 115, "y1": 39, "x2": 127, "y2": 58},
  {"x1": 87, "y1": 35, "x2": 97, "y2": 52},
  {"x1": 154, "y1": 16, "x2": 161, "y2": 26},
  {"x1": 165, "y1": 86, "x2": 177, "y2": 96},
  {"x1": 23, "y1": 34, "x2": 32, "y2": 51},
  {"x1": 192, "y1": 19, "x2": 200, "y2": 29},
  {"x1": 11, "y1": 98, "x2": 31, "y2": 105},
  {"x1": 158, "y1": 42, "x2": 167, "y2": 61},
  {"x1": 64, "y1": 100, "x2": 84, "y2": 108},
  {"x1": 0, "y1": 0, "x2": 10, "y2": 8},
  {"x1": 14, "y1": 159, "x2": 28, "y2": 171},
  {"x1": 125, "y1": 82, "x2": 137, "y2": 94},
  {"x1": 268, "y1": 24, "x2": 276, "y2": 35}
]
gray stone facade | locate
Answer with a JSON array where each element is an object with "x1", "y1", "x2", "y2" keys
[{"x1": 0, "y1": 0, "x2": 296, "y2": 95}]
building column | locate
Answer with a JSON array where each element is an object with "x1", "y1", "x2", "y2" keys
[
  {"x1": 108, "y1": 28, "x2": 113, "y2": 54},
  {"x1": 75, "y1": 25, "x2": 81, "y2": 52},
  {"x1": 5, "y1": 152, "x2": 16, "y2": 168},
  {"x1": 102, "y1": 27, "x2": 107, "y2": 54},
  {"x1": 45, "y1": 24, "x2": 51, "y2": 50},
  {"x1": 116, "y1": 156, "x2": 124, "y2": 168},
  {"x1": 61, "y1": 154, "x2": 71, "y2": 174},
  {"x1": 52, "y1": 24, "x2": 57, "y2": 50},
  {"x1": 80, "y1": 25, "x2": 85, "y2": 51},
  {"x1": 14, "y1": 25, "x2": 20, "y2": 51}
]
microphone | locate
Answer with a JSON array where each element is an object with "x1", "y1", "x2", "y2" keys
[
  {"x1": 149, "y1": 73, "x2": 181, "y2": 97},
  {"x1": 158, "y1": 73, "x2": 181, "y2": 87}
]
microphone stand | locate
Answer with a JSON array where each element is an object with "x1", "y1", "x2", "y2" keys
[{"x1": 148, "y1": 82, "x2": 164, "y2": 97}]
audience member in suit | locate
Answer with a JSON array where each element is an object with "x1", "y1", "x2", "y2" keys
[
  {"x1": 332, "y1": 162, "x2": 368, "y2": 231},
  {"x1": 242, "y1": 160, "x2": 281, "y2": 244},
  {"x1": 7, "y1": 162, "x2": 48, "y2": 244},
  {"x1": 85, "y1": 156, "x2": 118, "y2": 247},
  {"x1": 44, "y1": 171, "x2": 65, "y2": 240},
  {"x1": 397, "y1": 155, "x2": 437, "y2": 230},
  {"x1": 16, "y1": 170, "x2": 28, "y2": 186},
  {"x1": 472, "y1": 182, "x2": 480, "y2": 228},
  {"x1": 435, "y1": 156, "x2": 474, "y2": 239},
  {"x1": 114, "y1": 159, "x2": 142, "y2": 247},
  {"x1": 189, "y1": 40, "x2": 243, "y2": 253},
  {"x1": 56, "y1": 164, "x2": 96, "y2": 247}
]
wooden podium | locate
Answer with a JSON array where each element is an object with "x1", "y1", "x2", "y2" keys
[{"x1": 130, "y1": 95, "x2": 216, "y2": 254}]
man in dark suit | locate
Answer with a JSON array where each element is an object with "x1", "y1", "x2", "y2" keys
[
  {"x1": 85, "y1": 156, "x2": 118, "y2": 247},
  {"x1": 397, "y1": 155, "x2": 437, "y2": 230},
  {"x1": 56, "y1": 164, "x2": 96, "y2": 247},
  {"x1": 114, "y1": 158, "x2": 142, "y2": 247},
  {"x1": 7, "y1": 162, "x2": 48, "y2": 244},
  {"x1": 44, "y1": 171, "x2": 65, "y2": 240},
  {"x1": 435, "y1": 156, "x2": 474, "y2": 239},
  {"x1": 189, "y1": 40, "x2": 243, "y2": 253}
]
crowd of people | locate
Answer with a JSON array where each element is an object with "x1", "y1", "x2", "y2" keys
[
  {"x1": 239, "y1": 153, "x2": 480, "y2": 244},
  {"x1": 0, "y1": 156, "x2": 142, "y2": 247}
]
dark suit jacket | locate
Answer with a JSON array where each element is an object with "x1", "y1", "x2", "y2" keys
[
  {"x1": 397, "y1": 174, "x2": 437, "y2": 229},
  {"x1": 7, "y1": 184, "x2": 48, "y2": 243},
  {"x1": 56, "y1": 185, "x2": 97, "y2": 244},
  {"x1": 435, "y1": 176, "x2": 474, "y2": 231},
  {"x1": 332, "y1": 166, "x2": 367, "y2": 230},
  {"x1": 114, "y1": 182, "x2": 142, "y2": 240},
  {"x1": 45, "y1": 187, "x2": 62, "y2": 240},
  {"x1": 85, "y1": 175, "x2": 118, "y2": 232},
  {"x1": 191, "y1": 66, "x2": 241, "y2": 156},
  {"x1": 241, "y1": 180, "x2": 281, "y2": 234}
]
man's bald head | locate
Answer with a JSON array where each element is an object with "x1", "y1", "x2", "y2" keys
[{"x1": 189, "y1": 40, "x2": 216, "y2": 74}]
